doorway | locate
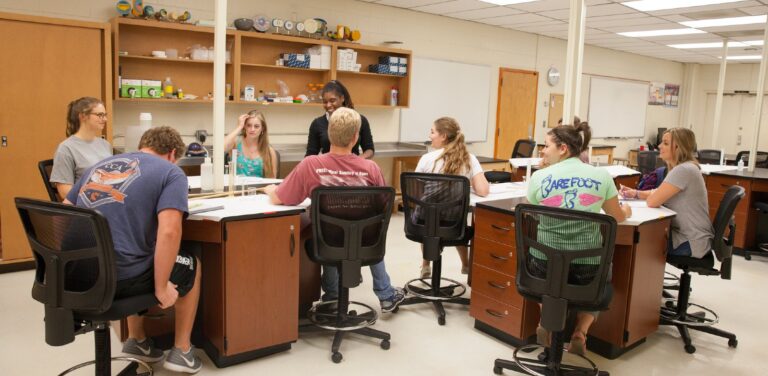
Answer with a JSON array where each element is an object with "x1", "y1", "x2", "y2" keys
[{"x1": 494, "y1": 68, "x2": 538, "y2": 159}]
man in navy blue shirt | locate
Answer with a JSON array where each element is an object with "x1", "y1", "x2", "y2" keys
[{"x1": 65, "y1": 126, "x2": 202, "y2": 374}]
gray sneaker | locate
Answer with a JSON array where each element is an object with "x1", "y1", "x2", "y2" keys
[
  {"x1": 380, "y1": 287, "x2": 406, "y2": 313},
  {"x1": 122, "y1": 337, "x2": 164, "y2": 363},
  {"x1": 163, "y1": 346, "x2": 202, "y2": 374}
]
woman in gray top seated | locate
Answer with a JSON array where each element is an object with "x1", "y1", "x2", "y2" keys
[
  {"x1": 620, "y1": 128, "x2": 714, "y2": 258},
  {"x1": 50, "y1": 97, "x2": 112, "y2": 200}
]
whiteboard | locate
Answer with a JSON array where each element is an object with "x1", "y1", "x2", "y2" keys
[
  {"x1": 400, "y1": 57, "x2": 491, "y2": 143},
  {"x1": 587, "y1": 76, "x2": 648, "y2": 138}
]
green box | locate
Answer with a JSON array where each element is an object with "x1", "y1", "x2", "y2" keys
[
  {"x1": 120, "y1": 79, "x2": 142, "y2": 98},
  {"x1": 141, "y1": 80, "x2": 161, "y2": 98}
]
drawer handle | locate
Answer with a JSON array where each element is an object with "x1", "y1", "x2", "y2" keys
[
  {"x1": 490, "y1": 253, "x2": 509, "y2": 261},
  {"x1": 488, "y1": 281, "x2": 508, "y2": 290},
  {"x1": 491, "y1": 223, "x2": 513, "y2": 232},
  {"x1": 289, "y1": 225, "x2": 295, "y2": 257},
  {"x1": 486, "y1": 309, "x2": 505, "y2": 318}
]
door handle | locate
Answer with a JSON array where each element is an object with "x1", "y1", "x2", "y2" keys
[
  {"x1": 489, "y1": 253, "x2": 509, "y2": 261},
  {"x1": 491, "y1": 223, "x2": 513, "y2": 232},
  {"x1": 488, "y1": 281, "x2": 508, "y2": 290},
  {"x1": 289, "y1": 225, "x2": 295, "y2": 257}
]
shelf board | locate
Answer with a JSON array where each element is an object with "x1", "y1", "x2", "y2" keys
[
  {"x1": 336, "y1": 70, "x2": 407, "y2": 78},
  {"x1": 232, "y1": 100, "x2": 324, "y2": 107},
  {"x1": 119, "y1": 55, "x2": 231, "y2": 64},
  {"x1": 240, "y1": 63, "x2": 329, "y2": 72},
  {"x1": 115, "y1": 98, "x2": 216, "y2": 104}
]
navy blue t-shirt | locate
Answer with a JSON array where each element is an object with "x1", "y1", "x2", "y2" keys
[{"x1": 67, "y1": 152, "x2": 189, "y2": 280}]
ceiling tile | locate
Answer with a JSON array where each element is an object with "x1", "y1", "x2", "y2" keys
[
  {"x1": 586, "y1": 3, "x2": 636, "y2": 17},
  {"x1": 538, "y1": 8, "x2": 570, "y2": 20},
  {"x1": 374, "y1": 0, "x2": 445, "y2": 7},
  {"x1": 739, "y1": 5, "x2": 768, "y2": 15},
  {"x1": 412, "y1": 0, "x2": 492, "y2": 14},
  {"x1": 505, "y1": 0, "x2": 569, "y2": 13},
  {"x1": 478, "y1": 12, "x2": 552, "y2": 26},
  {"x1": 649, "y1": 1, "x2": 762, "y2": 17},
  {"x1": 446, "y1": 5, "x2": 522, "y2": 20}
]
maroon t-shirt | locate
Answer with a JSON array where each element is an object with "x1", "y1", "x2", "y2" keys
[{"x1": 276, "y1": 153, "x2": 386, "y2": 205}]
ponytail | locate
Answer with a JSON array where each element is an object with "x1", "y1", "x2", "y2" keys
[
  {"x1": 433, "y1": 117, "x2": 471, "y2": 175},
  {"x1": 548, "y1": 119, "x2": 591, "y2": 158}
]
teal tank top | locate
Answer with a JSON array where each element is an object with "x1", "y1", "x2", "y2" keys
[{"x1": 235, "y1": 142, "x2": 264, "y2": 177}]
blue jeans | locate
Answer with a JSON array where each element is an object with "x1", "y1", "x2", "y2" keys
[
  {"x1": 321, "y1": 260, "x2": 396, "y2": 302},
  {"x1": 668, "y1": 238, "x2": 692, "y2": 257}
]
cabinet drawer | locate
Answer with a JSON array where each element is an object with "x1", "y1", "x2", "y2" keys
[
  {"x1": 473, "y1": 236, "x2": 517, "y2": 276},
  {"x1": 470, "y1": 291, "x2": 523, "y2": 338},
  {"x1": 472, "y1": 264, "x2": 524, "y2": 309},
  {"x1": 707, "y1": 175, "x2": 750, "y2": 194},
  {"x1": 475, "y1": 207, "x2": 516, "y2": 246}
]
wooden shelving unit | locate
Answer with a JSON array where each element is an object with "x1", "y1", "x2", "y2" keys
[{"x1": 111, "y1": 17, "x2": 411, "y2": 108}]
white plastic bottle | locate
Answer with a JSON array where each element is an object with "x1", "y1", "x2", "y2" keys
[
  {"x1": 737, "y1": 156, "x2": 745, "y2": 171},
  {"x1": 201, "y1": 157, "x2": 214, "y2": 191},
  {"x1": 125, "y1": 112, "x2": 152, "y2": 152},
  {"x1": 390, "y1": 86, "x2": 398, "y2": 106}
]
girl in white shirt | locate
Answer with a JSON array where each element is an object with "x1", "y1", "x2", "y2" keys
[{"x1": 415, "y1": 117, "x2": 489, "y2": 278}]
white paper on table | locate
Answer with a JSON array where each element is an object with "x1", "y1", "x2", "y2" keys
[
  {"x1": 509, "y1": 158, "x2": 542, "y2": 168},
  {"x1": 610, "y1": 200, "x2": 676, "y2": 226},
  {"x1": 187, "y1": 194, "x2": 306, "y2": 221},
  {"x1": 471, "y1": 182, "x2": 528, "y2": 206},
  {"x1": 698, "y1": 164, "x2": 738, "y2": 175},
  {"x1": 600, "y1": 165, "x2": 640, "y2": 177},
  {"x1": 188, "y1": 175, "x2": 282, "y2": 189}
]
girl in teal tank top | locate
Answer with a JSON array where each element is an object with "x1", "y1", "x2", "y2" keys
[{"x1": 224, "y1": 111, "x2": 277, "y2": 178}]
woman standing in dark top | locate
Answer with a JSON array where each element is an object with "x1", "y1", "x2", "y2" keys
[{"x1": 305, "y1": 80, "x2": 375, "y2": 159}]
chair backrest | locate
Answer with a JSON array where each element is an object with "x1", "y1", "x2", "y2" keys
[
  {"x1": 636, "y1": 151, "x2": 660, "y2": 174},
  {"x1": 514, "y1": 204, "x2": 617, "y2": 307},
  {"x1": 511, "y1": 139, "x2": 537, "y2": 159},
  {"x1": 38, "y1": 159, "x2": 60, "y2": 202},
  {"x1": 309, "y1": 186, "x2": 394, "y2": 287},
  {"x1": 273, "y1": 148, "x2": 281, "y2": 178},
  {"x1": 400, "y1": 172, "x2": 470, "y2": 253},
  {"x1": 697, "y1": 149, "x2": 722, "y2": 165},
  {"x1": 15, "y1": 198, "x2": 118, "y2": 345},
  {"x1": 711, "y1": 185, "x2": 745, "y2": 279},
  {"x1": 735, "y1": 150, "x2": 768, "y2": 168}
]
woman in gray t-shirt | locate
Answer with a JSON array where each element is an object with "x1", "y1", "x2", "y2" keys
[
  {"x1": 50, "y1": 97, "x2": 112, "y2": 201},
  {"x1": 620, "y1": 128, "x2": 714, "y2": 258}
]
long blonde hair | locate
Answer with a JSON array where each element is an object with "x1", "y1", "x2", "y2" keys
[
  {"x1": 241, "y1": 110, "x2": 274, "y2": 178},
  {"x1": 433, "y1": 117, "x2": 471, "y2": 175},
  {"x1": 665, "y1": 128, "x2": 698, "y2": 170}
]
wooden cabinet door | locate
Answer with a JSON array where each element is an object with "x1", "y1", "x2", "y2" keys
[
  {"x1": 0, "y1": 15, "x2": 109, "y2": 260},
  {"x1": 224, "y1": 215, "x2": 300, "y2": 355}
]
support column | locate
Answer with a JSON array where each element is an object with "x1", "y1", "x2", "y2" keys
[
  {"x1": 711, "y1": 40, "x2": 728, "y2": 148},
  {"x1": 748, "y1": 19, "x2": 768, "y2": 172},
  {"x1": 562, "y1": 0, "x2": 586, "y2": 123},
  {"x1": 213, "y1": 0, "x2": 227, "y2": 190}
]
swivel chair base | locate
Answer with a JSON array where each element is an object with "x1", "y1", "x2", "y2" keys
[
  {"x1": 59, "y1": 325, "x2": 153, "y2": 376},
  {"x1": 743, "y1": 244, "x2": 768, "y2": 261},
  {"x1": 59, "y1": 357, "x2": 152, "y2": 376},
  {"x1": 659, "y1": 271, "x2": 737, "y2": 354},
  {"x1": 304, "y1": 300, "x2": 391, "y2": 363},
  {"x1": 399, "y1": 258, "x2": 470, "y2": 326},
  {"x1": 493, "y1": 343, "x2": 607, "y2": 376}
]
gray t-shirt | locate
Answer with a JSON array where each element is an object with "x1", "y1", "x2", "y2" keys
[
  {"x1": 663, "y1": 162, "x2": 714, "y2": 258},
  {"x1": 66, "y1": 152, "x2": 189, "y2": 280},
  {"x1": 50, "y1": 135, "x2": 112, "y2": 185}
]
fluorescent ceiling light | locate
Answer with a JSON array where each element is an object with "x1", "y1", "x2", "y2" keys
[
  {"x1": 622, "y1": 0, "x2": 743, "y2": 12},
  {"x1": 618, "y1": 28, "x2": 705, "y2": 37},
  {"x1": 744, "y1": 40, "x2": 764, "y2": 46},
  {"x1": 722, "y1": 55, "x2": 762, "y2": 60},
  {"x1": 479, "y1": 0, "x2": 539, "y2": 5},
  {"x1": 668, "y1": 41, "x2": 748, "y2": 49},
  {"x1": 681, "y1": 15, "x2": 767, "y2": 28}
]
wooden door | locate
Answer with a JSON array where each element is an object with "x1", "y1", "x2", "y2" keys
[
  {"x1": 0, "y1": 14, "x2": 110, "y2": 261},
  {"x1": 494, "y1": 69, "x2": 538, "y2": 159},
  {"x1": 224, "y1": 215, "x2": 300, "y2": 355},
  {"x1": 547, "y1": 93, "x2": 564, "y2": 128}
]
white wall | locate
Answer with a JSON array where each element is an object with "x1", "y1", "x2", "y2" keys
[
  {"x1": 2, "y1": 0, "x2": 684, "y2": 161},
  {"x1": 690, "y1": 63, "x2": 768, "y2": 154}
]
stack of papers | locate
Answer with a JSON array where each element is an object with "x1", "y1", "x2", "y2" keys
[
  {"x1": 600, "y1": 165, "x2": 640, "y2": 177},
  {"x1": 187, "y1": 175, "x2": 282, "y2": 189},
  {"x1": 509, "y1": 158, "x2": 542, "y2": 168}
]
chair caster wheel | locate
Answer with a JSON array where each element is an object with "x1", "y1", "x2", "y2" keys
[
  {"x1": 438, "y1": 316, "x2": 446, "y2": 325},
  {"x1": 380, "y1": 340, "x2": 390, "y2": 350},
  {"x1": 493, "y1": 366, "x2": 503, "y2": 375},
  {"x1": 349, "y1": 310, "x2": 357, "y2": 316},
  {"x1": 728, "y1": 338, "x2": 738, "y2": 348},
  {"x1": 745, "y1": 254, "x2": 752, "y2": 260},
  {"x1": 332, "y1": 352, "x2": 343, "y2": 363},
  {"x1": 684, "y1": 344, "x2": 696, "y2": 354},
  {"x1": 392, "y1": 307, "x2": 399, "y2": 313},
  {"x1": 537, "y1": 350, "x2": 549, "y2": 361}
]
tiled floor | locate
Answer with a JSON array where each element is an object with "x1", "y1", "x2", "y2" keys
[{"x1": 1, "y1": 213, "x2": 764, "y2": 375}]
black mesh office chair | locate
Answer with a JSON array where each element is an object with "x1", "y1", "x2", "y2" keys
[
  {"x1": 304, "y1": 186, "x2": 395, "y2": 363},
  {"x1": 485, "y1": 139, "x2": 537, "y2": 183},
  {"x1": 38, "y1": 159, "x2": 60, "y2": 202},
  {"x1": 696, "y1": 149, "x2": 722, "y2": 165},
  {"x1": 15, "y1": 198, "x2": 159, "y2": 375},
  {"x1": 734, "y1": 150, "x2": 768, "y2": 168},
  {"x1": 494, "y1": 204, "x2": 616, "y2": 376},
  {"x1": 636, "y1": 150, "x2": 660, "y2": 174},
  {"x1": 745, "y1": 201, "x2": 768, "y2": 260},
  {"x1": 397, "y1": 173, "x2": 472, "y2": 325},
  {"x1": 660, "y1": 185, "x2": 744, "y2": 354}
]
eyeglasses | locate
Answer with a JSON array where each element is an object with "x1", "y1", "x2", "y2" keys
[{"x1": 89, "y1": 112, "x2": 108, "y2": 119}]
